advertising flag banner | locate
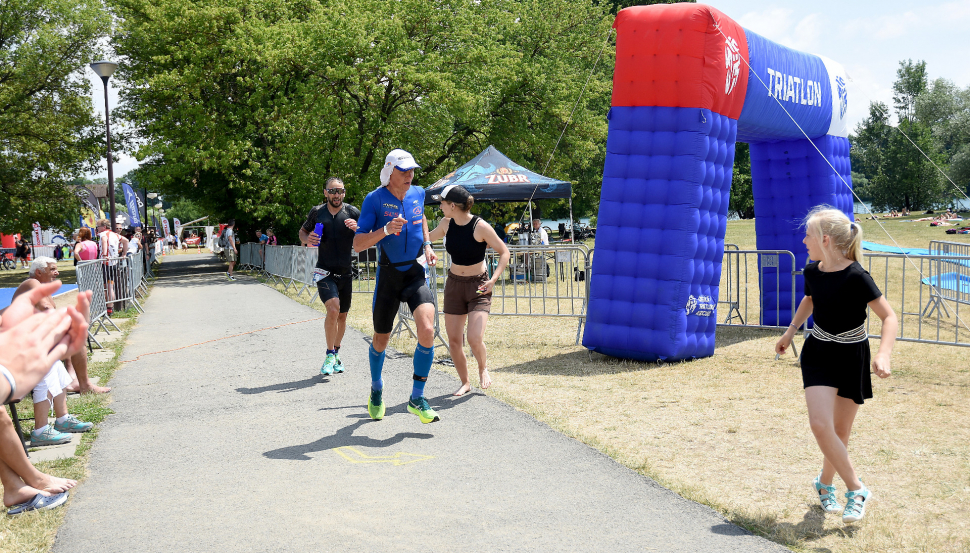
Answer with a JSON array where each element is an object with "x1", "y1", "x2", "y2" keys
[
  {"x1": 32, "y1": 222, "x2": 42, "y2": 245},
  {"x1": 173, "y1": 218, "x2": 182, "y2": 235},
  {"x1": 162, "y1": 217, "x2": 171, "y2": 237},
  {"x1": 122, "y1": 183, "x2": 142, "y2": 226},
  {"x1": 153, "y1": 215, "x2": 160, "y2": 231},
  {"x1": 77, "y1": 186, "x2": 103, "y2": 228}
]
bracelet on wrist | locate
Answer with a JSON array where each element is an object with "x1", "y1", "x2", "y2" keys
[
  {"x1": 383, "y1": 223, "x2": 390, "y2": 236},
  {"x1": 0, "y1": 364, "x2": 16, "y2": 405},
  {"x1": 423, "y1": 241, "x2": 432, "y2": 247}
]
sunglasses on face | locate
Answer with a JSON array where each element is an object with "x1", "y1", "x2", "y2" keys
[{"x1": 326, "y1": 188, "x2": 346, "y2": 195}]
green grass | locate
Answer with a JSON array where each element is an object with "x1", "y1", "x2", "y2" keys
[{"x1": 0, "y1": 261, "x2": 77, "y2": 289}]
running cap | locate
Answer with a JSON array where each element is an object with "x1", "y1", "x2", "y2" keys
[
  {"x1": 379, "y1": 149, "x2": 421, "y2": 186},
  {"x1": 431, "y1": 184, "x2": 470, "y2": 204}
]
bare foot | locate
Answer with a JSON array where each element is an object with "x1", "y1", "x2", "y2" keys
[
  {"x1": 453, "y1": 383, "x2": 471, "y2": 396},
  {"x1": 79, "y1": 382, "x2": 111, "y2": 394},
  {"x1": 3, "y1": 483, "x2": 51, "y2": 508},
  {"x1": 479, "y1": 368, "x2": 492, "y2": 390},
  {"x1": 30, "y1": 473, "x2": 77, "y2": 494}
]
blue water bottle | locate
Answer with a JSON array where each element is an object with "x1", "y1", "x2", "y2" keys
[{"x1": 313, "y1": 222, "x2": 323, "y2": 246}]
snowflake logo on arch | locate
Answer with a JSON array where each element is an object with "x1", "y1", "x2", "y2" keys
[
  {"x1": 724, "y1": 36, "x2": 742, "y2": 95},
  {"x1": 836, "y1": 75, "x2": 848, "y2": 119}
]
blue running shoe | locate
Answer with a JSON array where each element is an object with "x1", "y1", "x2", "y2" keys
[
  {"x1": 320, "y1": 353, "x2": 336, "y2": 376},
  {"x1": 333, "y1": 354, "x2": 344, "y2": 374},
  {"x1": 30, "y1": 426, "x2": 72, "y2": 447},
  {"x1": 407, "y1": 396, "x2": 440, "y2": 423},
  {"x1": 367, "y1": 389, "x2": 385, "y2": 420},
  {"x1": 53, "y1": 415, "x2": 93, "y2": 433},
  {"x1": 6, "y1": 491, "x2": 69, "y2": 515}
]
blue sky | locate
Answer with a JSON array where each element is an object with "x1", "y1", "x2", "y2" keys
[
  {"x1": 709, "y1": 0, "x2": 970, "y2": 129},
  {"x1": 86, "y1": 0, "x2": 970, "y2": 179}
]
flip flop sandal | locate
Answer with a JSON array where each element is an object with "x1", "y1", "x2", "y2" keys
[{"x1": 6, "y1": 491, "x2": 69, "y2": 515}]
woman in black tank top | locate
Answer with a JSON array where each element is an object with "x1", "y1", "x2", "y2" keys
[{"x1": 429, "y1": 185, "x2": 510, "y2": 396}]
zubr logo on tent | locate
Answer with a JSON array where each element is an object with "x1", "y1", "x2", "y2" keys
[
  {"x1": 486, "y1": 167, "x2": 531, "y2": 184},
  {"x1": 836, "y1": 75, "x2": 848, "y2": 119},
  {"x1": 724, "y1": 36, "x2": 742, "y2": 95}
]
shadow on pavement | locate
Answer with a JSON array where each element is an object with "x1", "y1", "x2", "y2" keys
[
  {"x1": 263, "y1": 392, "x2": 475, "y2": 461},
  {"x1": 236, "y1": 375, "x2": 327, "y2": 395}
]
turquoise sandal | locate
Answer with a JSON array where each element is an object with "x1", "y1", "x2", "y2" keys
[
  {"x1": 843, "y1": 483, "x2": 871, "y2": 523},
  {"x1": 813, "y1": 473, "x2": 843, "y2": 514}
]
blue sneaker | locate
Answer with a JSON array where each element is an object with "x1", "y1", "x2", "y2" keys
[
  {"x1": 6, "y1": 491, "x2": 69, "y2": 515},
  {"x1": 367, "y1": 389, "x2": 385, "y2": 420},
  {"x1": 53, "y1": 415, "x2": 93, "y2": 433},
  {"x1": 333, "y1": 354, "x2": 344, "y2": 374},
  {"x1": 320, "y1": 353, "x2": 336, "y2": 376},
  {"x1": 30, "y1": 426, "x2": 72, "y2": 447}
]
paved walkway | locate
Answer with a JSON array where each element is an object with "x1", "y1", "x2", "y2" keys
[{"x1": 54, "y1": 254, "x2": 788, "y2": 552}]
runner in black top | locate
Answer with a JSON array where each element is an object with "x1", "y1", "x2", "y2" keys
[
  {"x1": 775, "y1": 206, "x2": 897, "y2": 524},
  {"x1": 299, "y1": 177, "x2": 360, "y2": 376},
  {"x1": 428, "y1": 184, "x2": 509, "y2": 396}
]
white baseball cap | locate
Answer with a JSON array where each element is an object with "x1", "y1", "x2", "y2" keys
[{"x1": 379, "y1": 149, "x2": 421, "y2": 186}]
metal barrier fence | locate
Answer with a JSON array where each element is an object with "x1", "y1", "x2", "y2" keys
[
  {"x1": 717, "y1": 249, "x2": 798, "y2": 330},
  {"x1": 75, "y1": 251, "x2": 150, "y2": 348},
  {"x1": 716, "y1": 247, "x2": 970, "y2": 347},
  {"x1": 240, "y1": 242, "x2": 593, "y2": 345},
  {"x1": 33, "y1": 245, "x2": 56, "y2": 259},
  {"x1": 242, "y1": 242, "x2": 970, "y2": 350}
]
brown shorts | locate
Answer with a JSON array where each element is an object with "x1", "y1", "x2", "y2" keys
[{"x1": 443, "y1": 271, "x2": 492, "y2": 315}]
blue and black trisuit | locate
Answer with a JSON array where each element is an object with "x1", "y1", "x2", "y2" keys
[{"x1": 356, "y1": 185, "x2": 435, "y2": 398}]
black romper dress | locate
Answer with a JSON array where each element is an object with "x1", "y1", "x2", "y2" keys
[{"x1": 800, "y1": 261, "x2": 882, "y2": 404}]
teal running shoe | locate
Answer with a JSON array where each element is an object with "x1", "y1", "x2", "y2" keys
[
  {"x1": 320, "y1": 353, "x2": 336, "y2": 376},
  {"x1": 843, "y1": 483, "x2": 871, "y2": 523},
  {"x1": 30, "y1": 426, "x2": 72, "y2": 447},
  {"x1": 53, "y1": 415, "x2": 93, "y2": 433},
  {"x1": 367, "y1": 389, "x2": 385, "y2": 420},
  {"x1": 813, "y1": 473, "x2": 842, "y2": 514},
  {"x1": 333, "y1": 354, "x2": 344, "y2": 374},
  {"x1": 407, "y1": 396, "x2": 440, "y2": 424}
]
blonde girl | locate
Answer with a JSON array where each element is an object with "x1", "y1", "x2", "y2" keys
[{"x1": 775, "y1": 206, "x2": 897, "y2": 523}]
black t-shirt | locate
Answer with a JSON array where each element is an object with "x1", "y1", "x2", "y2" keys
[
  {"x1": 302, "y1": 202, "x2": 360, "y2": 273},
  {"x1": 804, "y1": 261, "x2": 882, "y2": 333}
]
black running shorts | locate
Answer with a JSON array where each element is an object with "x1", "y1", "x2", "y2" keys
[
  {"x1": 317, "y1": 273, "x2": 353, "y2": 313},
  {"x1": 373, "y1": 262, "x2": 434, "y2": 334}
]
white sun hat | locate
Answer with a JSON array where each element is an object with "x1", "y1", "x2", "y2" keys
[{"x1": 379, "y1": 149, "x2": 421, "y2": 186}]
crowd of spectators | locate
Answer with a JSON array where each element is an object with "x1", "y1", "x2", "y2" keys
[{"x1": 1, "y1": 269, "x2": 96, "y2": 514}]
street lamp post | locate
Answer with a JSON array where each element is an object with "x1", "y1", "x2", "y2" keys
[{"x1": 90, "y1": 60, "x2": 119, "y2": 230}]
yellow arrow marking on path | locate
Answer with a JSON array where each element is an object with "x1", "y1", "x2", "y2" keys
[{"x1": 333, "y1": 447, "x2": 434, "y2": 466}]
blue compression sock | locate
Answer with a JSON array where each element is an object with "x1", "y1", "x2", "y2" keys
[
  {"x1": 411, "y1": 344, "x2": 434, "y2": 399},
  {"x1": 369, "y1": 344, "x2": 385, "y2": 391}
]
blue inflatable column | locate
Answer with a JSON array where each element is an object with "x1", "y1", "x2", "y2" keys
[
  {"x1": 583, "y1": 106, "x2": 737, "y2": 361},
  {"x1": 749, "y1": 135, "x2": 853, "y2": 325}
]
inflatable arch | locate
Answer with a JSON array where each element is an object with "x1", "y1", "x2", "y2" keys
[{"x1": 583, "y1": 4, "x2": 852, "y2": 361}]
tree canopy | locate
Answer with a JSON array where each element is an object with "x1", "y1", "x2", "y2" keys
[
  {"x1": 111, "y1": 0, "x2": 617, "y2": 241},
  {"x1": 0, "y1": 0, "x2": 110, "y2": 235},
  {"x1": 852, "y1": 60, "x2": 969, "y2": 212}
]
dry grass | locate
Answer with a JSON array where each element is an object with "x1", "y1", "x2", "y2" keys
[{"x1": 260, "y1": 218, "x2": 970, "y2": 552}]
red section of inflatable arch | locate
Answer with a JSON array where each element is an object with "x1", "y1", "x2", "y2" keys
[
  {"x1": 0, "y1": 234, "x2": 15, "y2": 249},
  {"x1": 611, "y1": 3, "x2": 749, "y2": 119}
]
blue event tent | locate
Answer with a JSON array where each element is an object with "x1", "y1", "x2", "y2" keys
[{"x1": 424, "y1": 145, "x2": 575, "y2": 238}]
